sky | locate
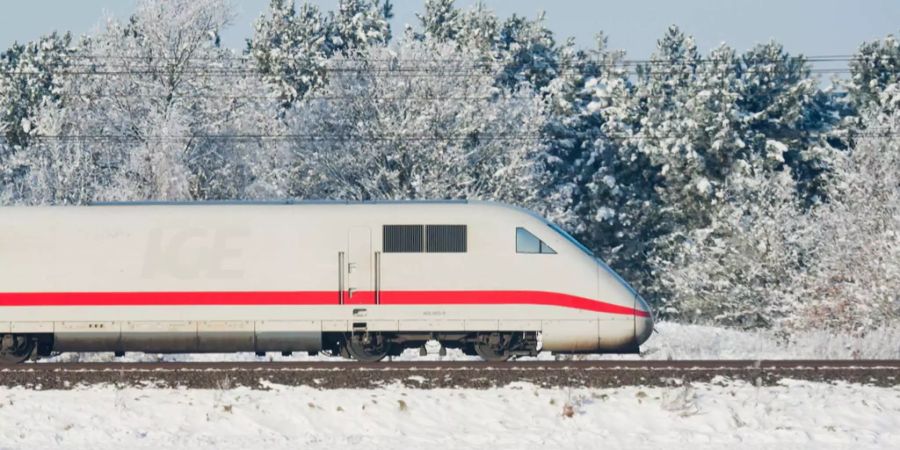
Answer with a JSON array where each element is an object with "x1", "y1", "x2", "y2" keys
[{"x1": 1, "y1": 0, "x2": 898, "y2": 59}]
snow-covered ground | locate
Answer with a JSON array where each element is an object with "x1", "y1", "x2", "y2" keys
[
  {"x1": 1, "y1": 380, "x2": 898, "y2": 449},
  {"x1": 41, "y1": 321, "x2": 900, "y2": 364},
  {"x1": 9, "y1": 322, "x2": 900, "y2": 449}
]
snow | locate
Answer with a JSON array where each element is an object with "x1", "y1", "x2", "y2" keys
[
  {"x1": 0, "y1": 380, "x2": 898, "y2": 449},
  {"x1": 694, "y1": 177, "x2": 711, "y2": 195},
  {"x1": 639, "y1": 322, "x2": 900, "y2": 360},
  {"x1": 594, "y1": 206, "x2": 615, "y2": 221}
]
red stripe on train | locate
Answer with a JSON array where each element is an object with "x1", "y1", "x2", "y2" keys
[{"x1": 0, "y1": 290, "x2": 650, "y2": 317}]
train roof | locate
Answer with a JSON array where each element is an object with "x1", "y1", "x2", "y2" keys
[
  {"x1": 5, "y1": 199, "x2": 550, "y2": 225},
  {"x1": 88, "y1": 199, "x2": 470, "y2": 206}
]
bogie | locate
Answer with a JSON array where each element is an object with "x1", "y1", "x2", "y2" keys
[
  {"x1": 325, "y1": 331, "x2": 538, "y2": 361},
  {"x1": 0, "y1": 334, "x2": 37, "y2": 365}
]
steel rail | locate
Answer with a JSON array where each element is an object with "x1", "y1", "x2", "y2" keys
[
  {"x1": 5, "y1": 359, "x2": 900, "y2": 372},
  {"x1": 1, "y1": 359, "x2": 898, "y2": 390}
]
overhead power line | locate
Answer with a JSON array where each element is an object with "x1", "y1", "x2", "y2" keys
[
  {"x1": 31, "y1": 53, "x2": 879, "y2": 64},
  {"x1": 2, "y1": 131, "x2": 894, "y2": 144},
  {"x1": 1, "y1": 53, "x2": 891, "y2": 78},
  {"x1": 0, "y1": 66, "x2": 878, "y2": 78}
]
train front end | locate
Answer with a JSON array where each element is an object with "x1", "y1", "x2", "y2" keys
[
  {"x1": 542, "y1": 221, "x2": 653, "y2": 353},
  {"x1": 593, "y1": 257, "x2": 654, "y2": 352}
]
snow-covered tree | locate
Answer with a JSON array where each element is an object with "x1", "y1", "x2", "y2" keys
[
  {"x1": 739, "y1": 42, "x2": 837, "y2": 200},
  {"x1": 847, "y1": 32, "x2": 900, "y2": 113},
  {"x1": 415, "y1": 0, "x2": 461, "y2": 43},
  {"x1": 655, "y1": 158, "x2": 810, "y2": 328},
  {"x1": 16, "y1": 0, "x2": 286, "y2": 204},
  {"x1": 575, "y1": 29, "x2": 839, "y2": 312},
  {"x1": 536, "y1": 35, "x2": 625, "y2": 234},
  {"x1": 587, "y1": 27, "x2": 747, "y2": 303},
  {"x1": 415, "y1": 1, "x2": 561, "y2": 92},
  {"x1": 493, "y1": 13, "x2": 560, "y2": 91},
  {"x1": 283, "y1": 40, "x2": 546, "y2": 204},
  {"x1": 632, "y1": 30, "x2": 748, "y2": 235},
  {"x1": 0, "y1": 32, "x2": 75, "y2": 197},
  {"x1": 249, "y1": 0, "x2": 392, "y2": 105},
  {"x1": 797, "y1": 92, "x2": 900, "y2": 333},
  {"x1": 330, "y1": 0, "x2": 393, "y2": 52},
  {"x1": 532, "y1": 40, "x2": 593, "y2": 227},
  {"x1": 415, "y1": 0, "x2": 498, "y2": 54},
  {"x1": 248, "y1": 0, "x2": 333, "y2": 105},
  {"x1": 0, "y1": 32, "x2": 74, "y2": 149}
]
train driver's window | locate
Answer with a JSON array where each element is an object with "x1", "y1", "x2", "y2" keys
[{"x1": 516, "y1": 227, "x2": 556, "y2": 254}]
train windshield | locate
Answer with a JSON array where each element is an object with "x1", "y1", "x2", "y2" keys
[{"x1": 546, "y1": 222, "x2": 595, "y2": 257}]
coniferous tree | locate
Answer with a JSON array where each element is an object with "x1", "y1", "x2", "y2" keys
[
  {"x1": 330, "y1": 0, "x2": 393, "y2": 52},
  {"x1": 248, "y1": 0, "x2": 333, "y2": 105},
  {"x1": 415, "y1": 0, "x2": 461, "y2": 43},
  {"x1": 739, "y1": 42, "x2": 837, "y2": 201},
  {"x1": 415, "y1": 1, "x2": 561, "y2": 93},
  {"x1": 249, "y1": 0, "x2": 392, "y2": 106},
  {"x1": 0, "y1": 32, "x2": 75, "y2": 196},
  {"x1": 847, "y1": 32, "x2": 900, "y2": 113},
  {"x1": 539, "y1": 36, "x2": 619, "y2": 236},
  {"x1": 0, "y1": 32, "x2": 74, "y2": 149},
  {"x1": 494, "y1": 13, "x2": 560, "y2": 91}
]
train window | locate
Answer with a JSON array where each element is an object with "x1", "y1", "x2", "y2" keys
[
  {"x1": 426, "y1": 225, "x2": 467, "y2": 253},
  {"x1": 383, "y1": 225, "x2": 424, "y2": 252},
  {"x1": 516, "y1": 227, "x2": 556, "y2": 254}
]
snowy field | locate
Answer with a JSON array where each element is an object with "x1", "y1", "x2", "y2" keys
[
  {"x1": 1, "y1": 380, "x2": 898, "y2": 449},
  {"x1": 41, "y1": 321, "x2": 900, "y2": 364},
  {"x1": 6, "y1": 322, "x2": 900, "y2": 449}
]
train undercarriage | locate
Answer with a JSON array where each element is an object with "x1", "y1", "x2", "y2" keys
[
  {"x1": 0, "y1": 331, "x2": 540, "y2": 364},
  {"x1": 329, "y1": 331, "x2": 540, "y2": 362}
]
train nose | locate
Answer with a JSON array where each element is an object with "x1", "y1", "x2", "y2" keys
[{"x1": 634, "y1": 294, "x2": 654, "y2": 346}]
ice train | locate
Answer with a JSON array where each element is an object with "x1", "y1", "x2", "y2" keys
[{"x1": 0, "y1": 201, "x2": 653, "y2": 363}]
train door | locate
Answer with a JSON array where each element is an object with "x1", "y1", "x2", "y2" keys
[{"x1": 345, "y1": 227, "x2": 375, "y2": 304}]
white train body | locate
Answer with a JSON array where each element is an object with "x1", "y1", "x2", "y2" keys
[{"x1": 0, "y1": 201, "x2": 652, "y2": 360}]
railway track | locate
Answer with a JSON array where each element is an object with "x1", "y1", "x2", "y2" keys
[{"x1": 2, "y1": 360, "x2": 899, "y2": 389}]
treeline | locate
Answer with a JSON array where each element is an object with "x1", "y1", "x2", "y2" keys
[{"x1": 0, "y1": 0, "x2": 897, "y2": 333}]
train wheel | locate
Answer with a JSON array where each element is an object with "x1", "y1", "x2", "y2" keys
[
  {"x1": 343, "y1": 333, "x2": 388, "y2": 362},
  {"x1": 473, "y1": 333, "x2": 511, "y2": 362},
  {"x1": 0, "y1": 334, "x2": 35, "y2": 365}
]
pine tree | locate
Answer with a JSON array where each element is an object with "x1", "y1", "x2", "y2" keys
[
  {"x1": 0, "y1": 32, "x2": 73, "y2": 149},
  {"x1": 629, "y1": 27, "x2": 704, "y2": 229},
  {"x1": 415, "y1": 0, "x2": 461, "y2": 43},
  {"x1": 249, "y1": 0, "x2": 393, "y2": 106},
  {"x1": 494, "y1": 13, "x2": 560, "y2": 91},
  {"x1": 847, "y1": 32, "x2": 900, "y2": 113},
  {"x1": 414, "y1": 1, "x2": 561, "y2": 92},
  {"x1": 535, "y1": 40, "x2": 595, "y2": 227},
  {"x1": 330, "y1": 0, "x2": 393, "y2": 52},
  {"x1": 0, "y1": 32, "x2": 75, "y2": 197},
  {"x1": 739, "y1": 42, "x2": 837, "y2": 201},
  {"x1": 248, "y1": 0, "x2": 333, "y2": 105},
  {"x1": 415, "y1": 0, "x2": 497, "y2": 52}
]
